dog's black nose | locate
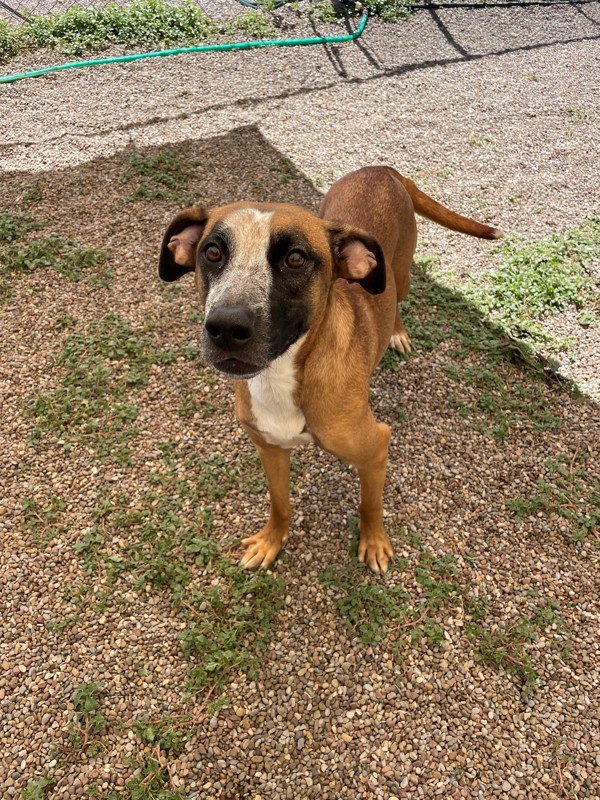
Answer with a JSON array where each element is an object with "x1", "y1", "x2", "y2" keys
[{"x1": 205, "y1": 305, "x2": 256, "y2": 351}]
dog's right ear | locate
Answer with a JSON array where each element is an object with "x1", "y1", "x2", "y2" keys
[{"x1": 159, "y1": 206, "x2": 208, "y2": 282}]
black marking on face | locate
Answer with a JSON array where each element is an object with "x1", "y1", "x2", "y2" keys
[{"x1": 266, "y1": 228, "x2": 321, "y2": 359}]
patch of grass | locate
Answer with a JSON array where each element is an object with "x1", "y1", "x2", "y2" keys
[
  {"x1": 182, "y1": 565, "x2": 283, "y2": 691},
  {"x1": 319, "y1": 521, "x2": 462, "y2": 652},
  {"x1": 1, "y1": 234, "x2": 108, "y2": 281},
  {"x1": 379, "y1": 348, "x2": 406, "y2": 373},
  {"x1": 54, "y1": 313, "x2": 77, "y2": 331},
  {"x1": 0, "y1": 0, "x2": 282, "y2": 61},
  {"x1": 68, "y1": 450, "x2": 283, "y2": 692},
  {"x1": 229, "y1": 10, "x2": 277, "y2": 39},
  {"x1": 443, "y1": 363, "x2": 562, "y2": 439},
  {"x1": 268, "y1": 157, "x2": 304, "y2": 185},
  {"x1": 566, "y1": 106, "x2": 597, "y2": 124},
  {"x1": 45, "y1": 615, "x2": 81, "y2": 635},
  {"x1": 0, "y1": 0, "x2": 414, "y2": 61},
  {"x1": 68, "y1": 682, "x2": 108, "y2": 752},
  {"x1": 21, "y1": 495, "x2": 67, "y2": 548},
  {"x1": 466, "y1": 616, "x2": 539, "y2": 695},
  {"x1": 507, "y1": 449, "x2": 599, "y2": 543},
  {"x1": 28, "y1": 313, "x2": 176, "y2": 464},
  {"x1": 177, "y1": 391, "x2": 221, "y2": 419},
  {"x1": 319, "y1": 559, "x2": 409, "y2": 644},
  {"x1": 308, "y1": 0, "x2": 338, "y2": 23},
  {"x1": 122, "y1": 148, "x2": 202, "y2": 204},
  {"x1": 398, "y1": 256, "x2": 582, "y2": 438},
  {"x1": 359, "y1": 0, "x2": 414, "y2": 22},
  {"x1": 21, "y1": 774, "x2": 56, "y2": 800},
  {"x1": 124, "y1": 752, "x2": 184, "y2": 800},
  {"x1": 20, "y1": 182, "x2": 44, "y2": 203},
  {"x1": 134, "y1": 713, "x2": 189, "y2": 754},
  {"x1": 1, "y1": 0, "x2": 217, "y2": 58},
  {"x1": 0, "y1": 212, "x2": 109, "y2": 291},
  {"x1": 0, "y1": 210, "x2": 44, "y2": 243},
  {"x1": 87, "y1": 709, "x2": 223, "y2": 797},
  {"x1": 466, "y1": 217, "x2": 599, "y2": 344},
  {"x1": 465, "y1": 596, "x2": 571, "y2": 695}
]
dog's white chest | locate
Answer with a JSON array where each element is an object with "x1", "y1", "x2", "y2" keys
[{"x1": 247, "y1": 339, "x2": 313, "y2": 450}]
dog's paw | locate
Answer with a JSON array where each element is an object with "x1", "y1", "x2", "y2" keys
[
  {"x1": 389, "y1": 330, "x2": 411, "y2": 354},
  {"x1": 240, "y1": 526, "x2": 286, "y2": 570},
  {"x1": 358, "y1": 532, "x2": 393, "y2": 574}
]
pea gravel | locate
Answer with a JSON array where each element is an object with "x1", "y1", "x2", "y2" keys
[{"x1": 1, "y1": 4, "x2": 599, "y2": 799}]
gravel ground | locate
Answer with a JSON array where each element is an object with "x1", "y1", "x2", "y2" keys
[{"x1": 1, "y1": 4, "x2": 599, "y2": 800}]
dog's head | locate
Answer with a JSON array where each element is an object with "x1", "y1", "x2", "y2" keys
[{"x1": 159, "y1": 202, "x2": 385, "y2": 379}]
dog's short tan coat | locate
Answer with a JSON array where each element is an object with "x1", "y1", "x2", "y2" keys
[{"x1": 159, "y1": 167, "x2": 501, "y2": 572}]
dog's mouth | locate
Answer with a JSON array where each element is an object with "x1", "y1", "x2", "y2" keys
[{"x1": 212, "y1": 357, "x2": 265, "y2": 379}]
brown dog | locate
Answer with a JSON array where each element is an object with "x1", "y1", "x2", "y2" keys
[{"x1": 159, "y1": 167, "x2": 501, "y2": 573}]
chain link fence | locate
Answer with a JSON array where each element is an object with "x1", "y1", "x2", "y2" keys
[{"x1": 1, "y1": 0, "x2": 594, "y2": 28}]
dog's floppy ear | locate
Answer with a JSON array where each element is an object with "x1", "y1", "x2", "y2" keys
[
  {"x1": 328, "y1": 223, "x2": 386, "y2": 295},
  {"x1": 159, "y1": 206, "x2": 208, "y2": 282}
]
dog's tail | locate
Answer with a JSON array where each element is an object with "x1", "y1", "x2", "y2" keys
[{"x1": 386, "y1": 167, "x2": 503, "y2": 240}]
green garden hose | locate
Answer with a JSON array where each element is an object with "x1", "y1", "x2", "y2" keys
[{"x1": 0, "y1": 8, "x2": 368, "y2": 84}]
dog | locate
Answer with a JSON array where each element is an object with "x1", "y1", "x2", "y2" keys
[{"x1": 159, "y1": 166, "x2": 501, "y2": 573}]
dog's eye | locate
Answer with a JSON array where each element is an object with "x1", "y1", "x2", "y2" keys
[
  {"x1": 205, "y1": 244, "x2": 222, "y2": 264},
  {"x1": 285, "y1": 249, "x2": 306, "y2": 269}
]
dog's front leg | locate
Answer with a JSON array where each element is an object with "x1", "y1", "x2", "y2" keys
[{"x1": 240, "y1": 435, "x2": 291, "y2": 570}]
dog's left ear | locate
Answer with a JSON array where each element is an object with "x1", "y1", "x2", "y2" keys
[
  {"x1": 159, "y1": 206, "x2": 208, "y2": 282},
  {"x1": 328, "y1": 223, "x2": 386, "y2": 295}
]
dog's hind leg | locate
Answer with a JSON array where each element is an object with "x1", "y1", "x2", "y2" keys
[
  {"x1": 240, "y1": 439, "x2": 291, "y2": 570},
  {"x1": 388, "y1": 228, "x2": 414, "y2": 355},
  {"x1": 390, "y1": 309, "x2": 411, "y2": 354}
]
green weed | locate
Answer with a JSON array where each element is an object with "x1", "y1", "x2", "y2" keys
[
  {"x1": 122, "y1": 149, "x2": 201, "y2": 204},
  {"x1": 0, "y1": 0, "x2": 415, "y2": 62},
  {"x1": 21, "y1": 495, "x2": 66, "y2": 548},
  {"x1": 68, "y1": 683, "x2": 108, "y2": 752},
  {"x1": 466, "y1": 617, "x2": 539, "y2": 694},
  {"x1": 308, "y1": 0, "x2": 338, "y2": 23},
  {"x1": 319, "y1": 522, "x2": 461, "y2": 650},
  {"x1": 45, "y1": 615, "x2": 81, "y2": 635},
  {"x1": 319, "y1": 560, "x2": 409, "y2": 644},
  {"x1": 228, "y1": 10, "x2": 277, "y2": 39},
  {"x1": 268, "y1": 157, "x2": 303, "y2": 185},
  {"x1": 465, "y1": 596, "x2": 570, "y2": 695},
  {"x1": 4, "y1": 0, "x2": 218, "y2": 57},
  {"x1": 0, "y1": 0, "x2": 282, "y2": 61},
  {"x1": 0, "y1": 212, "x2": 109, "y2": 288},
  {"x1": 566, "y1": 106, "x2": 596, "y2": 124},
  {"x1": 0, "y1": 210, "x2": 44, "y2": 243},
  {"x1": 399, "y1": 256, "x2": 583, "y2": 438},
  {"x1": 20, "y1": 182, "x2": 44, "y2": 203},
  {"x1": 67, "y1": 450, "x2": 283, "y2": 692},
  {"x1": 28, "y1": 313, "x2": 176, "y2": 464},
  {"x1": 54, "y1": 313, "x2": 77, "y2": 331},
  {"x1": 134, "y1": 714, "x2": 189, "y2": 753},
  {"x1": 379, "y1": 348, "x2": 406, "y2": 373},
  {"x1": 443, "y1": 363, "x2": 562, "y2": 439},
  {"x1": 507, "y1": 449, "x2": 599, "y2": 542},
  {"x1": 359, "y1": 0, "x2": 414, "y2": 22},
  {"x1": 467, "y1": 217, "x2": 599, "y2": 343},
  {"x1": 21, "y1": 774, "x2": 56, "y2": 800},
  {"x1": 1, "y1": 234, "x2": 108, "y2": 281},
  {"x1": 183, "y1": 566, "x2": 283, "y2": 691}
]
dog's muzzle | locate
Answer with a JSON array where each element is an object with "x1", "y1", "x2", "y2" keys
[{"x1": 203, "y1": 304, "x2": 266, "y2": 378}]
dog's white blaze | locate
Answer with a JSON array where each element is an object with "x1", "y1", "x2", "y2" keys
[
  {"x1": 248, "y1": 337, "x2": 313, "y2": 449},
  {"x1": 205, "y1": 208, "x2": 273, "y2": 314}
]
